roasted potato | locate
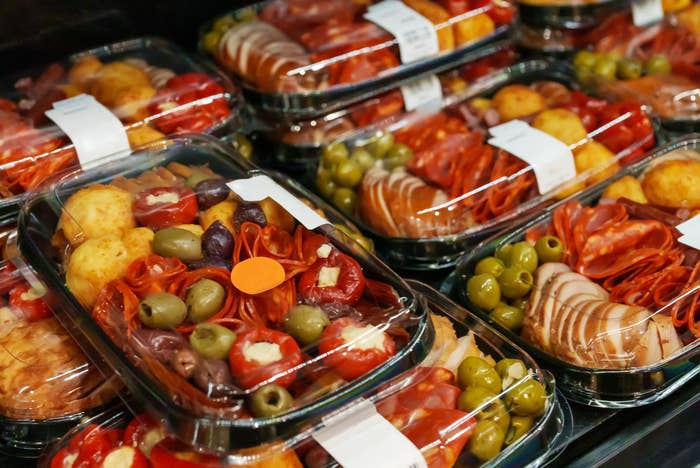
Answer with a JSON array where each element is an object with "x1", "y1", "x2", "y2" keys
[
  {"x1": 641, "y1": 159, "x2": 700, "y2": 208},
  {"x1": 200, "y1": 200, "x2": 238, "y2": 234},
  {"x1": 492, "y1": 85, "x2": 546, "y2": 121},
  {"x1": 68, "y1": 55, "x2": 103, "y2": 89},
  {"x1": 602, "y1": 175, "x2": 648, "y2": 203},
  {"x1": 532, "y1": 108, "x2": 588, "y2": 146},
  {"x1": 259, "y1": 198, "x2": 295, "y2": 233},
  {"x1": 175, "y1": 224, "x2": 205, "y2": 237},
  {"x1": 59, "y1": 184, "x2": 135, "y2": 246},
  {"x1": 454, "y1": 13, "x2": 495, "y2": 46},
  {"x1": 112, "y1": 84, "x2": 156, "y2": 123},
  {"x1": 574, "y1": 141, "x2": 619, "y2": 185},
  {"x1": 122, "y1": 227, "x2": 154, "y2": 260},
  {"x1": 89, "y1": 62, "x2": 150, "y2": 107},
  {"x1": 404, "y1": 0, "x2": 455, "y2": 51},
  {"x1": 127, "y1": 125, "x2": 165, "y2": 147}
]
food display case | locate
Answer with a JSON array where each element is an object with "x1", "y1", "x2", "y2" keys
[
  {"x1": 199, "y1": 0, "x2": 516, "y2": 118},
  {"x1": 0, "y1": 36, "x2": 240, "y2": 216},
  {"x1": 38, "y1": 281, "x2": 571, "y2": 467},
  {"x1": 445, "y1": 136, "x2": 700, "y2": 407}
]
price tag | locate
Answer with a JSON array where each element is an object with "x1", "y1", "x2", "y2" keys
[
  {"x1": 364, "y1": 0, "x2": 440, "y2": 63},
  {"x1": 631, "y1": 0, "x2": 663, "y2": 27},
  {"x1": 676, "y1": 215, "x2": 700, "y2": 250},
  {"x1": 401, "y1": 74, "x2": 443, "y2": 112},
  {"x1": 488, "y1": 120, "x2": 576, "y2": 194},
  {"x1": 227, "y1": 175, "x2": 330, "y2": 230},
  {"x1": 45, "y1": 94, "x2": 130, "y2": 167},
  {"x1": 312, "y1": 398, "x2": 427, "y2": 468}
]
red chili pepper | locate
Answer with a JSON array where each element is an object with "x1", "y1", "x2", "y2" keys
[
  {"x1": 51, "y1": 447, "x2": 77, "y2": 468},
  {"x1": 9, "y1": 283, "x2": 51, "y2": 322},
  {"x1": 70, "y1": 425, "x2": 122, "y2": 468},
  {"x1": 229, "y1": 327, "x2": 302, "y2": 389},
  {"x1": 123, "y1": 413, "x2": 165, "y2": 457},
  {"x1": 101, "y1": 445, "x2": 150, "y2": 468},
  {"x1": 596, "y1": 102, "x2": 654, "y2": 164},
  {"x1": 297, "y1": 249, "x2": 366, "y2": 305},
  {"x1": 318, "y1": 317, "x2": 396, "y2": 381},
  {"x1": 133, "y1": 186, "x2": 198, "y2": 230}
]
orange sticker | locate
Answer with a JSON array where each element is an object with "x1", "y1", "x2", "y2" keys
[{"x1": 231, "y1": 257, "x2": 286, "y2": 295}]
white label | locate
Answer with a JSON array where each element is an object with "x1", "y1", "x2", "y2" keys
[
  {"x1": 631, "y1": 0, "x2": 663, "y2": 27},
  {"x1": 364, "y1": 0, "x2": 440, "y2": 63},
  {"x1": 676, "y1": 215, "x2": 700, "y2": 250},
  {"x1": 401, "y1": 74, "x2": 443, "y2": 113},
  {"x1": 45, "y1": 94, "x2": 130, "y2": 167},
  {"x1": 227, "y1": 175, "x2": 330, "y2": 230},
  {"x1": 488, "y1": 120, "x2": 576, "y2": 194},
  {"x1": 312, "y1": 398, "x2": 427, "y2": 468}
]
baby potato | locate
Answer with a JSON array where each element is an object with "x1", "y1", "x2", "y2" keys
[
  {"x1": 89, "y1": 62, "x2": 150, "y2": 107},
  {"x1": 454, "y1": 13, "x2": 495, "y2": 46},
  {"x1": 601, "y1": 175, "x2": 648, "y2": 204},
  {"x1": 532, "y1": 109, "x2": 588, "y2": 146},
  {"x1": 68, "y1": 55, "x2": 103, "y2": 89},
  {"x1": 112, "y1": 84, "x2": 156, "y2": 123},
  {"x1": 641, "y1": 159, "x2": 700, "y2": 208},
  {"x1": 574, "y1": 141, "x2": 619, "y2": 185},
  {"x1": 200, "y1": 200, "x2": 238, "y2": 234},
  {"x1": 59, "y1": 184, "x2": 135, "y2": 246},
  {"x1": 127, "y1": 125, "x2": 165, "y2": 147},
  {"x1": 259, "y1": 198, "x2": 295, "y2": 233},
  {"x1": 492, "y1": 85, "x2": 545, "y2": 121},
  {"x1": 123, "y1": 227, "x2": 154, "y2": 261},
  {"x1": 175, "y1": 224, "x2": 204, "y2": 237}
]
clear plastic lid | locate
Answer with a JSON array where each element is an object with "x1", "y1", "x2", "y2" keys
[
  {"x1": 17, "y1": 134, "x2": 431, "y2": 451},
  {"x1": 571, "y1": 5, "x2": 700, "y2": 125},
  {"x1": 450, "y1": 136, "x2": 700, "y2": 406},
  {"x1": 40, "y1": 282, "x2": 572, "y2": 467},
  {"x1": 517, "y1": 0, "x2": 629, "y2": 30},
  {"x1": 200, "y1": 0, "x2": 515, "y2": 118},
  {"x1": 312, "y1": 59, "x2": 657, "y2": 269},
  {"x1": 0, "y1": 37, "x2": 239, "y2": 212}
]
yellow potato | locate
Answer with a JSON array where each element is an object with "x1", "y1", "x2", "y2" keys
[
  {"x1": 601, "y1": 175, "x2": 648, "y2": 204},
  {"x1": 59, "y1": 184, "x2": 135, "y2": 246},
  {"x1": 175, "y1": 224, "x2": 204, "y2": 237},
  {"x1": 200, "y1": 200, "x2": 238, "y2": 234},
  {"x1": 574, "y1": 141, "x2": 619, "y2": 185},
  {"x1": 492, "y1": 85, "x2": 545, "y2": 121},
  {"x1": 59, "y1": 84, "x2": 83, "y2": 98},
  {"x1": 68, "y1": 55, "x2": 103, "y2": 89},
  {"x1": 127, "y1": 125, "x2": 165, "y2": 147},
  {"x1": 469, "y1": 97, "x2": 491, "y2": 113},
  {"x1": 259, "y1": 198, "x2": 295, "y2": 233},
  {"x1": 532, "y1": 108, "x2": 588, "y2": 146},
  {"x1": 123, "y1": 227, "x2": 154, "y2": 262},
  {"x1": 89, "y1": 62, "x2": 150, "y2": 107},
  {"x1": 112, "y1": 84, "x2": 156, "y2": 123},
  {"x1": 641, "y1": 159, "x2": 700, "y2": 208},
  {"x1": 454, "y1": 13, "x2": 495, "y2": 46}
]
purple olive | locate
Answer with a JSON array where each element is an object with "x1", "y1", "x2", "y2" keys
[
  {"x1": 195, "y1": 179, "x2": 230, "y2": 210},
  {"x1": 201, "y1": 221, "x2": 234, "y2": 259},
  {"x1": 188, "y1": 257, "x2": 232, "y2": 270},
  {"x1": 233, "y1": 202, "x2": 267, "y2": 230}
]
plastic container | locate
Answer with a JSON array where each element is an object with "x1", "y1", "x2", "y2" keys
[
  {"x1": 199, "y1": 0, "x2": 516, "y2": 119},
  {"x1": 444, "y1": 136, "x2": 700, "y2": 407},
  {"x1": 0, "y1": 217, "x2": 120, "y2": 458},
  {"x1": 517, "y1": 0, "x2": 628, "y2": 30},
  {"x1": 309, "y1": 59, "x2": 658, "y2": 270},
  {"x1": 0, "y1": 36, "x2": 240, "y2": 217},
  {"x1": 16, "y1": 133, "x2": 432, "y2": 452},
  {"x1": 40, "y1": 281, "x2": 573, "y2": 467}
]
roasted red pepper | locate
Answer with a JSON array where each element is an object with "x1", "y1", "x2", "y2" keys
[
  {"x1": 101, "y1": 445, "x2": 150, "y2": 468},
  {"x1": 298, "y1": 249, "x2": 365, "y2": 305},
  {"x1": 123, "y1": 413, "x2": 165, "y2": 457},
  {"x1": 376, "y1": 367, "x2": 461, "y2": 415},
  {"x1": 596, "y1": 102, "x2": 654, "y2": 165},
  {"x1": 133, "y1": 186, "x2": 198, "y2": 229},
  {"x1": 9, "y1": 282, "x2": 51, "y2": 322},
  {"x1": 56, "y1": 424, "x2": 122, "y2": 468},
  {"x1": 318, "y1": 317, "x2": 396, "y2": 381},
  {"x1": 229, "y1": 327, "x2": 302, "y2": 389}
]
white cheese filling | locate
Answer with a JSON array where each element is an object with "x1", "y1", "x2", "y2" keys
[
  {"x1": 341, "y1": 325, "x2": 386, "y2": 351},
  {"x1": 317, "y1": 266, "x2": 340, "y2": 287},
  {"x1": 243, "y1": 341, "x2": 282, "y2": 365},
  {"x1": 146, "y1": 192, "x2": 180, "y2": 205}
]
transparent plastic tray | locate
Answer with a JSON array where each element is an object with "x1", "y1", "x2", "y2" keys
[
  {"x1": 39, "y1": 281, "x2": 573, "y2": 467},
  {"x1": 16, "y1": 134, "x2": 432, "y2": 452},
  {"x1": 444, "y1": 136, "x2": 700, "y2": 407},
  {"x1": 311, "y1": 59, "x2": 658, "y2": 270},
  {"x1": 0, "y1": 36, "x2": 239, "y2": 216},
  {"x1": 199, "y1": 0, "x2": 515, "y2": 119},
  {"x1": 517, "y1": 0, "x2": 628, "y2": 29}
]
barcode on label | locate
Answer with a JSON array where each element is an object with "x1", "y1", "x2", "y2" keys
[{"x1": 400, "y1": 74, "x2": 443, "y2": 112}]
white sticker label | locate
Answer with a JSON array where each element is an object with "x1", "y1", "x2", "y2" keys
[
  {"x1": 631, "y1": 0, "x2": 664, "y2": 27},
  {"x1": 364, "y1": 0, "x2": 440, "y2": 63},
  {"x1": 45, "y1": 94, "x2": 130, "y2": 167},
  {"x1": 488, "y1": 120, "x2": 576, "y2": 194},
  {"x1": 676, "y1": 215, "x2": 700, "y2": 250},
  {"x1": 312, "y1": 398, "x2": 427, "y2": 468},
  {"x1": 227, "y1": 175, "x2": 330, "y2": 230},
  {"x1": 401, "y1": 74, "x2": 443, "y2": 113}
]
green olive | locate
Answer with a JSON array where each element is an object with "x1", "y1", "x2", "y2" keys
[
  {"x1": 480, "y1": 398, "x2": 511, "y2": 434},
  {"x1": 235, "y1": 8, "x2": 257, "y2": 21},
  {"x1": 474, "y1": 256, "x2": 505, "y2": 278},
  {"x1": 153, "y1": 228, "x2": 203, "y2": 262},
  {"x1": 469, "y1": 419, "x2": 505, "y2": 462},
  {"x1": 186, "y1": 279, "x2": 226, "y2": 323},
  {"x1": 201, "y1": 31, "x2": 221, "y2": 55},
  {"x1": 575, "y1": 67, "x2": 595, "y2": 85},
  {"x1": 138, "y1": 292, "x2": 187, "y2": 329},
  {"x1": 466, "y1": 273, "x2": 501, "y2": 311},
  {"x1": 186, "y1": 170, "x2": 213, "y2": 189},
  {"x1": 616, "y1": 58, "x2": 643, "y2": 80},
  {"x1": 457, "y1": 386, "x2": 497, "y2": 413},
  {"x1": 505, "y1": 415, "x2": 534, "y2": 445},
  {"x1": 498, "y1": 267, "x2": 533, "y2": 300},
  {"x1": 506, "y1": 242, "x2": 538, "y2": 273},
  {"x1": 384, "y1": 144, "x2": 413, "y2": 170},
  {"x1": 189, "y1": 323, "x2": 237, "y2": 360},
  {"x1": 334, "y1": 159, "x2": 363, "y2": 188},
  {"x1": 495, "y1": 359, "x2": 528, "y2": 387},
  {"x1": 490, "y1": 305, "x2": 525, "y2": 331},
  {"x1": 232, "y1": 133, "x2": 253, "y2": 160},
  {"x1": 322, "y1": 142, "x2": 349, "y2": 168},
  {"x1": 350, "y1": 233, "x2": 375, "y2": 253},
  {"x1": 505, "y1": 379, "x2": 547, "y2": 416},
  {"x1": 494, "y1": 244, "x2": 512, "y2": 264},
  {"x1": 593, "y1": 57, "x2": 617, "y2": 80},
  {"x1": 645, "y1": 55, "x2": 671, "y2": 75},
  {"x1": 535, "y1": 235, "x2": 564, "y2": 264},
  {"x1": 212, "y1": 15, "x2": 236, "y2": 34},
  {"x1": 366, "y1": 133, "x2": 395, "y2": 159},
  {"x1": 249, "y1": 384, "x2": 294, "y2": 418},
  {"x1": 315, "y1": 168, "x2": 337, "y2": 199},
  {"x1": 332, "y1": 188, "x2": 358, "y2": 216},
  {"x1": 284, "y1": 304, "x2": 330, "y2": 346},
  {"x1": 573, "y1": 50, "x2": 598, "y2": 71},
  {"x1": 458, "y1": 356, "x2": 502, "y2": 393},
  {"x1": 350, "y1": 148, "x2": 375, "y2": 172},
  {"x1": 510, "y1": 297, "x2": 528, "y2": 311}
]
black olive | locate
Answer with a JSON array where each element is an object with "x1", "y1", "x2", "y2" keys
[
  {"x1": 194, "y1": 179, "x2": 230, "y2": 210},
  {"x1": 187, "y1": 257, "x2": 232, "y2": 270},
  {"x1": 201, "y1": 221, "x2": 234, "y2": 259},
  {"x1": 233, "y1": 202, "x2": 267, "y2": 230}
]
